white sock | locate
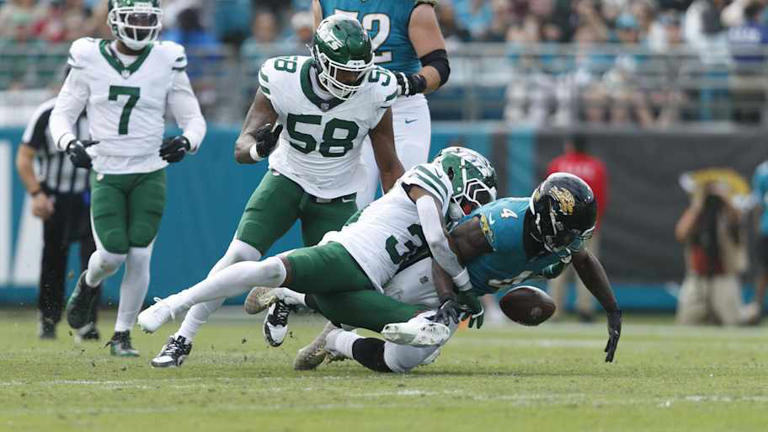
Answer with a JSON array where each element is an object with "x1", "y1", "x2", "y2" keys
[
  {"x1": 275, "y1": 288, "x2": 306, "y2": 307},
  {"x1": 326, "y1": 329, "x2": 362, "y2": 358},
  {"x1": 85, "y1": 249, "x2": 125, "y2": 287},
  {"x1": 114, "y1": 246, "x2": 152, "y2": 332},
  {"x1": 174, "y1": 240, "x2": 262, "y2": 342},
  {"x1": 169, "y1": 257, "x2": 287, "y2": 313}
]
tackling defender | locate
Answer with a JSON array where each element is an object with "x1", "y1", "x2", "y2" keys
[
  {"x1": 314, "y1": 0, "x2": 451, "y2": 208},
  {"x1": 264, "y1": 173, "x2": 623, "y2": 373},
  {"x1": 137, "y1": 148, "x2": 498, "y2": 348},
  {"x1": 144, "y1": 15, "x2": 405, "y2": 367},
  {"x1": 49, "y1": 0, "x2": 206, "y2": 356}
]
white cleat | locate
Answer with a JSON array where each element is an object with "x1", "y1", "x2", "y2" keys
[
  {"x1": 244, "y1": 287, "x2": 277, "y2": 315},
  {"x1": 294, "y1": 321, "x2": 340, "y2": 371},
  {"x1": 382, "y1": 317, "x2": 451, "y2": 347},
  {"x1": 137, "y1": 297, "x2": 175, "y2": 334}
]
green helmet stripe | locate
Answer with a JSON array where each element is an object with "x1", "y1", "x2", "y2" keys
[
  {"x1": 415, "y1": 166, "x2": 449, "y2": 196},
  {"x1": 412, "y1": 173, "x2": 445, "y2": 201}
]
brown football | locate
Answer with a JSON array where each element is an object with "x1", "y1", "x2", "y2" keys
[{"x1": 499, "y1": 286, "x2": 556, "y2": 326}]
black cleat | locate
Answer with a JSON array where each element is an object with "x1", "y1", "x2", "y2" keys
[
  {"x1": 106, "y1": 331, "x2": 139, "y2": 357},
  {"x1": 74, "y1": 322, "x2": 100, "y2": 343},
  {"x1": 65, "y1": 271, "x2": 99, "y2": 330},
  {"x1": 151, "y1": 335, "x2": 192, "y2": 368},
  {"x1": 263, "y1": 300, "x2": 291, "y2": 347}
]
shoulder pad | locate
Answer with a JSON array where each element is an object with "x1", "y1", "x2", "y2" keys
[
  {"x1": 402, "y1": 163, "x2": 452, "y2": 204},
  {"x1": 68, "y1": 37, "x2": 98, "y2": 69},
  {"x1": 155, "y1": 40, "x2": 188, "y2": 70},
  {"x1": 257, "y1": 56, "x2": 281, "y2": 99},
  {"x1": 369, "y1": 67, "x2": 399, "y2": 108}
]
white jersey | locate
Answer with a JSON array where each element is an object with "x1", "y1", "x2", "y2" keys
[
  {"x1": 324, "y1": 163, "x2": 453, "y2": 290},
  {"x1": 259, "y1": 56, "x2": 398, "y2": 199},
  {"x1": 49, "y1": 38, "x2": 206, "y2": 174}
]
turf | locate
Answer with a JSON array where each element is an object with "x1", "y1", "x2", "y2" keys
[{"x1": 1, "y1": 309, "x2": 766, "y2": 432}]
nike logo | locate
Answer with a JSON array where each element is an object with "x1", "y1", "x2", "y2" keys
[
  {"x1": 341, "y1": 197, "x2": 356, "y2": 203},
  {"x1": 405, "y1": 118, "x2": 417, "y2": 124},
  {"x1": 488, "y1": 214, "x2": 495, "y2": 225}
]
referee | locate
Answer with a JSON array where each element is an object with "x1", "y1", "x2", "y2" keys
[{"x1": 15, "y1": 97, "x2": 100, "y2": 340}]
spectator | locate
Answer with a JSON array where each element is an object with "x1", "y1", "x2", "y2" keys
[
  {"x1": 0, "y1": 0, "x2": 46, "y2": 41},
  {"x1": 34, "y1": 0, "x2": 89, "y2": 44},
  {"x1": 241, "y1": 10, "x2": 282, "y2": 65},
  {"x1": 675, "y1": 176, "x2": 752, "y2": 326},
  {"x1": 453, "y1": 0, "x2": 493, "y2": 40},
  {"x1": 435, "y1": 1, "x2": 471, "y2": 45},
  {"x1": 727, "y1": 1, "x2": 768, "y2": 123},
  {"x1": 284, "y1": 10, "x2": 313, "y2": 54},
  {"x1": 546, "y1": 135, "x2": 609, "y2": 321}
]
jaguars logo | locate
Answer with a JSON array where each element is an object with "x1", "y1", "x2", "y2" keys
[{"x1": 550, "y1": 186, "x2": 575, "y2": 215}]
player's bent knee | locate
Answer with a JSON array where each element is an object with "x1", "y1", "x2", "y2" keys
[
  {"x1": 259, "y1": 257, "x2": 288, "y2": 286},
  {"x1": 95, "y1": 250, "x2": 126, "y2": 274},
  {"x1": 225, "y1": 239, "x2": 263, "y2": 262}
]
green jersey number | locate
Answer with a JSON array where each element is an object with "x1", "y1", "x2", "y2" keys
[
  {"x1": 386, "y1": 224, "x2": 426, "y2": 265},
  {"x1": 286, "y1": 114, "x2": 359, "y2": 158},
  {"x1": 108, "y1": 85, "x2": 140, "y2": 135}
]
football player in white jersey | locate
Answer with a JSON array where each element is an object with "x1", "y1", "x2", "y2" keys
[
  {"x1": 137, "y1": 148, "x2": 497, "y2": 352},
  {"x1": 142, "y1": 15, "x2": 405, "y2": 367},
  {"x1": 48, "y1": 0, "x2": 206, "y2": 356},
  {"x1": 314, "y1": 0, "x2": 451, "y2": 209}
]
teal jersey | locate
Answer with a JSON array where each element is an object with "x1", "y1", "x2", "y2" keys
[
  {"x1": 753, "y1": 161, "x2": 768, "y2": 235},
  {"x1": 460, "y1": 198, "x2": 570, "y2": 296},
  {"x1": 320, "y1": 0, "x2": 422, "y2": 74}
]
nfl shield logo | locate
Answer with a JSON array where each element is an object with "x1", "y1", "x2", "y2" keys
[
  {"x1": 121, "y1": 70, "x2": 130, "y2": 79},
  {"x1": 321, "y1": 103, "x2": 329, "y2": 111}
]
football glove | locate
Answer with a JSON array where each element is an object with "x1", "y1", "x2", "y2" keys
[
  {"x1": 249, "y1": 123, "x2": 283, "y2": 161},
  {"x1": 159, "y1": 135, "x2": 191, "y2": 163},
  {"x1": 604, "y1": 309, "x2": 622, "y2": 363},
  {"x1": 65, "y1": 139, "x2": 98, "y2": 169},
  {"x1": 457, "y1": 291, "x2": 484, "y2": 329},
  {"x1": 395, "y1": 72, "x2": 427, "y2": 97},
  {"x1": 432, "y1": 297, "x2": 466, "y2": 326}
]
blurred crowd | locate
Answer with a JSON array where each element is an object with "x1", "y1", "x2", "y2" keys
[{"x1": 3, "y1": 0, "x2": 768, "y2": 125}]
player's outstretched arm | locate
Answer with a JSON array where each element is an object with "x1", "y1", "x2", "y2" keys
[
  {"x1": 234, "y1": 88, "x2": 279, "y2": 164},
  {"x1": 572, "y1": 249, "x2": 622, "y2": 362},
  {"x1": 369, "y1": 107, "x2": 404, "y2": 192},
  {"x1": 406, "y1": 2, "x2": 450, "y2": 95},
  {"x1": 408, "y1": 185, "x2": 471, "y2": 292},
  {"x1": 312, "y1": 0, "x2": 322, "y2": 28}
]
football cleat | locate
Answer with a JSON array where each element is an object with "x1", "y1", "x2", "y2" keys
[
  {"x1": 74, "y1": 321, "x2": 100, "y2": 343},
  {"x1": 294, "y1": 321, "x2": 342, "y2": 371},
  {"x1": 106, "y1": 331, "x2": 139, "y2": 357},
  {"x1": 381, "y1": 316, "x2": 451, "y2": 347},
  {"x1": 65, "y1": 271, "x2": 99, "y2": 330},
  {"x1": 151, "y1": 335, "x2": 192, "y2": 368},
  {"x1": 244, "y1": 287, "x2": 277, "y2": 315},
  {"x1": 263, "y1": 300, "x2": 291, "y2": 347},
  {"x1": 137, "y1": 297, "x2": 175, "y2": 333},
  {"x1": 38, "y1": 316, "x2": 56, "y2": 340}
]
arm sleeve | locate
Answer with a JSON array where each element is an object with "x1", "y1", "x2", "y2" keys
[
  {"x1": 416, "y1": 195, "x2": 471, "y2": 289},
  {"x1": 49, "y1": 68, "x2": 89, "y2": 151},
  {"x1": 168, "y1": 70, "x2": 206, "y2": 153}
]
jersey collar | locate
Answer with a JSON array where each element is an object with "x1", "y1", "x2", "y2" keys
[
  {"x1": 300, "y1": 59, "x2": 345, "y2": 112},
  {"x1": 99, "y1": 40, "x2": 153, "y2": 78}
]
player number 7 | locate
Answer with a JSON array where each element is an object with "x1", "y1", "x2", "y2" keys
[{"x1": 109, "y1": 85, "x2": 141, "y2": 135}]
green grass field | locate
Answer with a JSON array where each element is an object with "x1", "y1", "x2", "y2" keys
[{"x1": 1, "y1": 308, "x2": 767, "y2": 432}]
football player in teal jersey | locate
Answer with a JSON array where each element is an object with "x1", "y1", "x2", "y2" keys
[
  {"x1": 287, "y1": 173, "x2": 622, "y2": 373},
  {"x1": 313, "y1": 0, "x2": 450, "y2": 208}
]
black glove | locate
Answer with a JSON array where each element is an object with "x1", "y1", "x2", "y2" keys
[
  {"x1": 395, "y1": 72, "x2": 427, "y2": 96},
  {"x1": 65, "y1": 139, "x2": 98, "y2": 169},
  {"x1": 605, "y1": 309, "x2": 622, "y2": 362},
  {"x1": 457, "y1": 291, "x2": 484, "y2": 329},
  {"x1": 252, "y1": 123, "x2": 283, "y2": 161},
  {"x1": 432, "y1": 297, "x2": 467, "y2": 326},
  {"x1": 159, "y1": 135, "x2": 191, "y2": 163}
]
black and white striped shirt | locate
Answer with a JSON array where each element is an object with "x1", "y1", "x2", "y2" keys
[{"x1": 22, "y1": 98, "x2": 90, "y2": 195}]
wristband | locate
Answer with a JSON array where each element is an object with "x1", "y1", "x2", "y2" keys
[
  {"x1": 452, "y1": 268, "x2": 471, "y2": 290},
  {"x1": 249, "y1": 143, "x2": 263, "y2": 162}
]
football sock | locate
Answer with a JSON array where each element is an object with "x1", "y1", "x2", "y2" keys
[
  {"x1": 325, "y1": 328, "x2": 361, "y2": 358},
  {"x1": 115, "y1": 246, "x2": 152, "y2": 332},
  {"x1": 175, "y1": 241, "x2": 262, "y2": 342},
  {"x1": 351, "y1": 338, "x2": 392, "y2": 373},
  {"x1": 85, "y1": 249, "x2": 126, "y2": 287},
  {"x1": 170, "y1": 257, "x2": 287, "y2": 312},
  {"x1": 275, "y1": 288, "x2": 306, "y2": 307}
]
